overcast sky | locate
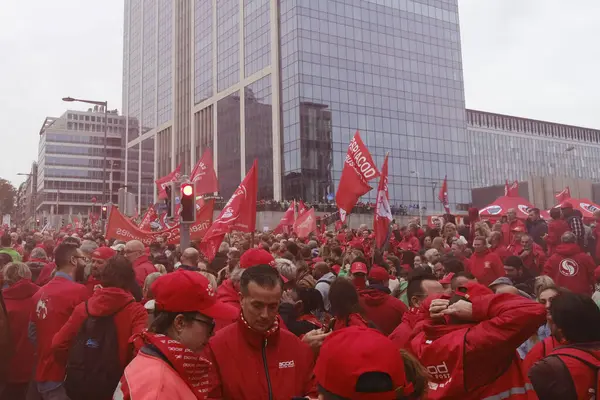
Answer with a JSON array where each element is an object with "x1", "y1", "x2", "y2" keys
[{"x1": 1, "y1": 0, "x2": 599, "y2": 188}]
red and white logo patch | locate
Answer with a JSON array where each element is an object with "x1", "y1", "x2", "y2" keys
[{"x1": 559, "y1": 258, "x2": 579, "y2": 277}]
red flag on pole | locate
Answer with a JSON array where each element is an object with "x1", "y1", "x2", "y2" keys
[
  {"x1": 155, "y1": 164, "x2": 182, "y2": 199},
  {"x1": 191, "y1": 149, "x2": 219, "y2": 195},
  {"x1": 298, "y1": 200, "x2": 308, "y2": 216},
  {"x1": 293, "y1": 208, "x2": 317, "y2": 238},
  {"x1": 335, "y1": 131, "x2": 380, "y2": 222},
  {"x1": 438, "y1": 176, "x2": 450, "y2": 214},
  {"x1": 274, "y1": 201, "x2": 295, "y2": 234},
  {"x1": 138, "y1": 206, "x2": 158, "y2": 230},
  {"x1": 373, "y1": 154, "x2": 391, "y2": 249},
  {"x1": 506, "y1": 180, "x2": 519, "y2": 197},
  {"x1": 200, "y1": 160, "x2": 258, "y2": 261},
  {"x1": 555, "y1": 187, "x2": 571, "y2": 203}
]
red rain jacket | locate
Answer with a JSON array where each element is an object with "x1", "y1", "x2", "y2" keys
[
  {"x1": 205, "y1": 317, "x2": 317, "y2": 400},
  {"x1": 398, "y1": 235, "x2": 420, "y2": 252},
  {"x1": 547, "y1": 219, "x2": 571, "y2": 256},
  {"x1": 389, "y1": 308, "x2": 425, "y2": 349},
  {"x1": 132, "y1": 255, "x2": 157, "y2": 287},
  {"x1": 2, "y1": 279, "x2": 39, "y2": 383},
  {"x1": 543, "y1": 243, "x2": 595, "y2": 295},
  {"x1": 35, "y1": 262, "x2": 56, "y2": 286},
  {"x1": 502, "y1": 219, "x2": 526, "y2": 246},
  {"x1": 522, "y1": 335, "x2": 560, "y2": 377},
  {"x1": 358, "y1": 288, "x2": 407, "y2": 335},
  {"x1": 491, "y1": 244, "x2": 512, "y2": 262},
  {"x1": 31, "y1": 275, "x2": 89, "y2": 381},
  {"x1": 468, "y1": 249, "x2": 505, "y2": 287},
  {"x1": 52, "y1": 287, "x2": 147, "y2": 369},
  {"x1": 409, "y1": 293, "x2": 545, "y2": 399},
  {"x1": 214, "y1": 279, "x2": 241, "y2": 332}
]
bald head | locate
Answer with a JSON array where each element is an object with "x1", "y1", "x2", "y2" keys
[
  {"x1": 124, "y1": 240, "x2": 145, "y2": 262},
  {"x1": 181, "y1": 247, "x2": 200, "y2": 267},
  {"x1": 561, "y1": 231, "x2": 577, "y2": 244}
]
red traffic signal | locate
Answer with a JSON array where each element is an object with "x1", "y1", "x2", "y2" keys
[
  {"x1": 180, "y1": 182, "x2": 196, "y2": 223},
  {"x1": 182, "y1": 183, "x2": 194, "y2": 197}
]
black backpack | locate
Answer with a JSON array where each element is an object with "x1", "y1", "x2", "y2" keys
[{"x1": 65, "y1": 300, "x2": 133, "y2": 400}]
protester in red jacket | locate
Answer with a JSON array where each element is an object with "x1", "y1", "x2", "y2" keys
[
  {"x1": 546, "y1": 207, "x2": 571, "y2": 256},
  {"x1": 468, "y1": 236, "x2": 505, "y2": 287},
  {"x1": 501, "y1": 209, "x2": 526, "y2": 246},
  {"x1": 29, "y1": 242, "x2": 89, "y2": 398},
  {"x1": 357, "y1": 266, "x2": 407, "y2": 335},
  {"x1": 529, "y1": 292, "x2": 600, "y2": 399},
  {"x1": 84, "y1": 246, "x2": 116, "y2": 295},
  {"x1": 543, "y1": 232, "x2": 595, "y2": 295},
  {"x1": 398, "y1": 226, "x2": 421, "y2": 252},
  {"x1": 409, "y1": 282, "x2": 546, "y2": 399},
  {"x1": 52, "y1": 255, "x2": 147, "y2": 373},
  {"x1": 517, "y1": 234, "x2": 546, "y2": 276},
  {"x1": 124, "y1": 240, "x2": 157, "y2": 287},
  {"x1": 389, "y1": 269, "x2": 443, "y2": 349},
  {"x1": 2, "y1": 263, "x2": 39, "y2": 399},
  {"x1": 489, "y1": 231, "x2": 512, "y2": 262},
  {"x1": 35, "y1": 261, "x2": 56, "y2": 286},
  {"x1": 205, "y1": 265, "x2": 317, "y2": 399}
]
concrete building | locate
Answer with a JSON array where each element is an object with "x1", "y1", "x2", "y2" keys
[
  {"x1": 35, "y1": 109, "x2": 127, "y2": 220},
  {"x1": 14, "y1": 162, "x2": 38, "y2": 228},
  {"x1": 123, "y1": 0, "x2": 471, "y2": 214}
]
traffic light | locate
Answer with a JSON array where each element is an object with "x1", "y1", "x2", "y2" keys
[
  {"x1": 180, "y1": 182, "x2": 196, "y2": 223},
  {"x1": 101, "y1": 205, "x2": 108, "y2": 220},
  {"x1": 36, "y1": 218, "x2": 40, "y2": 227}
]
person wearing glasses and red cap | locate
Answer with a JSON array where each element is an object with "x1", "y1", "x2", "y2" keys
[
  {"x1": 408, "y1": 281, "x2": 546, "y2": 399},
  {"x1": 85, "y1": 246, "x2": 116, "y2": 294},
  {"x1": 114, "y1": 270, "x2": 239, "y2": 400},
  {"x1": 314, "y1": 326, "x2": 428, "y2": 400}
]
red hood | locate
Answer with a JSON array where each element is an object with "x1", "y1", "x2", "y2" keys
[
  {"x1": 86, "y1": 287, "x2": 136, "y2": 316},
  {"x1": 555, "y1": 243, "x2": 582, "y2": 257},
  {"x1": 471, "y1": 248, "x2": 490, "y2": 259},
  {"x1": 402, "y1": 307, "x2": 424, "y2": 329},
  {"x1": 358, "y1": 288, "x2": 388, "y2": 306},
  {"x1": 217, "y1": 279, "x2": 241, "y2": 307},
  {"x1": 2, "y1": 279, "x2": 39, "y2": 300}
]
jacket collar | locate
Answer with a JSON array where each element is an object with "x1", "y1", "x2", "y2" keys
[
  {"x1": 237, "y1": 312, "x2": 281, "y2": 349},
  {"x1": 133, "y1": 254, "x2": 150, "y2": 267},
  {"x1": 55, "y1": 271, "x2": 74, "y2": 281}
]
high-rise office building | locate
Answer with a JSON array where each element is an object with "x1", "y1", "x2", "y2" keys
[
  {"x1": 123, "y1": 0, "x2": 471, "y2": 213},
  {"x1": 35, "y1": 109, "x2": 126, "y2": 219}
]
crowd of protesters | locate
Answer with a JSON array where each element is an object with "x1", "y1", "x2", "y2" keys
[{"x1": 1, "y1": 200, "x2": 600, "y2": 399}]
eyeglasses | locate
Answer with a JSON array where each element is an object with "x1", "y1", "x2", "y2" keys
[{"x1": 193, "y1": 318, "x2": 215, "y2": 333}]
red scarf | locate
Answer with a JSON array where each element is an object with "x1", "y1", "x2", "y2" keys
[{"x1": 132, "y1": 332, "x2": 211, "y2": 399}]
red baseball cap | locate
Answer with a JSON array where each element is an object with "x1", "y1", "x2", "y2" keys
[
  {"x1": 239, "y1": 248, "x2": 276, "y2": 269},
  {"x1": 315, "y1": 326, "x2": 413, "y2": 399},
  {"x1": 368, "y1": 266, "x2": 389, "y2": 282},
  {"x1": 440, "y1": 272, "x2": 455, "y2": 285},
  {"x1": 152, "y1": 270, "x2": 239, "y2": 320},
  {"x1": 350, "y1": 262, "x2": 368, "y2": 275},
  {"x1": 91, "y1": 247, "x2": 116, "y2": 260},
  {"x1": 331, "y1": 264, "x2": 341, "y2": 275}
]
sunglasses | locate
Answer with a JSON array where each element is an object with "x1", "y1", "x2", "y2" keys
[{"x1": 193, "y1": 318, "x2": 215, "y2": 333}]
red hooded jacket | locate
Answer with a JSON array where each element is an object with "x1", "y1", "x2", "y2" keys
[
  {"x1": 51, "y1": 287, "x2": 147, "y2": 369},
  {"x1": 511, "y1": 243, "x2": 546, "y2": 276},
  {"x1": 546, "y1": 219, "x2": 571, "y2": 256},
  {"x1": 215, "y1": 279, "x2": 241, "y2": 332},
  {"x1": 31, "y1": 274, "x2": 90, "y2": 381},
  {"x1": 490, "y1": 244, "x2": 512, "y2": 262},
  {"x1": 398, "y1": 234, "x2": 420, "y2": 252},
  {"x1": 468, "y1": 249, "x2": 505, "y2": 287},
  {"x1": 543, "y1": 243, "x2": 595, "y2": 294},
  {"x1": 204, "y1": 316, "x2": 317, "y2": 399},
  {"x1": 35, "y1": 262, "x2": 56, "y2": 286},
  {"x1": 2, "y1": 279, "x2": 39, "y2": 383},
  {"x1": 132, "y1": 255, "x2": 157, "y2": 287},
  {"x1": 501, "y1": 219, "x2": 526, "y2": 246},
  {"x1": 358, "y1": 288, "x2": 407, "y2": 335},
  {"x1": 409, "y1": 292, "x2": 546, "y2": 399},
  {"x1": 389, "y1": 307, "x2": 425, "y2": 349}
]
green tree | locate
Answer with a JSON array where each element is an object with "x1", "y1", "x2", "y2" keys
[{"x1": 0, "y1": 179, "x2": 17, "y2": 216}]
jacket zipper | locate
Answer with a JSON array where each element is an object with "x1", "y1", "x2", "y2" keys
[{"x1": 262, "y1": 338, "x2": 273, "y2": 400}]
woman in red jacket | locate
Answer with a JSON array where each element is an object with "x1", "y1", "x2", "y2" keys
[
  {"x1": 1, "y1": 262, "x2": 39, "y2": 400},
  {"x1": 51, "y1": 256, "x2": 147, "y2": 399},
  {"x1": 329, "y1": 277, "x2": 370, "y2": 330}
]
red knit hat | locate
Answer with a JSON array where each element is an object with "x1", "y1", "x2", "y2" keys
[
  {"x1": 239, "y1": 248, "x2": 276, "y2": 269},
  {"x1": 315, "y1": 326, "x2": 413, "y2": 399},
  {"x1": 91, "y1": 247, "x2": 116, "y2": 260}
]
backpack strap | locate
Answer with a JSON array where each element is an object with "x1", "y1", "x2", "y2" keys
[{"x1": 551, "y1": 347, "x2": 600, "y2": 397}]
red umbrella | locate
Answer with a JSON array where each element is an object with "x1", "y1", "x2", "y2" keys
[
  {"x1": 550, "y1": 198, "x2": 600, "y2": 222},
  {"x1": 479, "y1": 196, "x2": 536, "y2": 220}
]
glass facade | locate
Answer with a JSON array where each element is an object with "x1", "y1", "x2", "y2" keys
[
  {"x1": 141, "y1": 137, "x2": 155, "y2": 207},
  {"x1": 244, "y1": 0, "x2": 270, "y2": 77},
  {"x1": 157, "y1": 0, "x2": 173, "y2": 125},
  {"x1": 217, "y1": 0, "x2": 240, "y2": 92},
  {"x1": 194, "y1": 0, "x2": 213, "y2": 104},
  {"x1": 467, "y1": 110, "x2": 600, "y2": 188},
  {"x1": 279, "y1": 0, "x2": 470, "y2": 209},
  {"x1": 217, "y1": 92, "x2": 241, "y2": 199}
]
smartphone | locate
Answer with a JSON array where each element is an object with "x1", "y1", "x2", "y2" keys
[{"x1": 324, "y1": 318, "x2": 337, "y2": 333}]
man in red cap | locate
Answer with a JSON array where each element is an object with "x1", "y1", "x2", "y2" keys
[
  {"x1": 85, "y1": 246, "x2": 116, "y2": 294},
  {"x1": 315, "y1": 326, "x2": 425, "y2": 400},
  {"x1": 408, "y1": 281, "x2": 545, "y2": 399},
  {"x1": 358, "y1": 265, "x2": 407, "y2": 335},
  {"x1": 205, "y1": 265, "x2": 317, "y2": 399},
  {"x1": 349, "y1": 259, "x2": 369, "y2": 290}
]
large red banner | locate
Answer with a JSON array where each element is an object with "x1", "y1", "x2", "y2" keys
[
  {"x1": 373, "y1": 154, "x2": 391, "y2": 249},
  {"x1": 335, "y1": 131, "x2": 380, "y2": 219},
  {"x1": 106, "y1": 199, "x2": 214, "y2": 246},
  {"x1": 155, "y1": 164, "x2": 182, "y2": 199},
  {"x1": 191, "y1": 149, "x2": 219, "y2": 195},
  {"x1": 293, "y1": 208, "x2": 317, "y2": 238},
  {"x1": 200, "y1": 160, "x2": 258, "y2": 260},
  {"x1": 138, "y1": 205, "x2": 158, "y2": 231}
]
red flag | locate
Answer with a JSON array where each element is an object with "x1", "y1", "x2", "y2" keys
[
  {"x1": 335, "y1": 131, "x2": 380, "y2": 219},
  {"x1": 200, "y1": 160, "x2": 258, "y2": 260},
  {"x1": 106, "y1": 200, "x2": 214, "y2": 245},
  {"x1": 555, "y1": 187, "x2": 571, "y2": 203},
  {"x1": 138, "y1": 206, "x2": 158, "y2": 230},
  {"x1": 293, "y1": 208, "x2": 317, "y2": 238},
  {"x1": 298, "y1": 200, "x2": 308, "y2": 215},
  {"x1": 373, "y1": 154, "x2": 391, "y2": 249},
  {"x1": 274, "y1": 201, "x2": 295, "y2": 234},
  {"x1": 191, "y1": 149, "x2": 219, "y2": 195},
  {"x1": 155, "y1": 164, "x2": 182, "y2": 199},
  {"x1": 506, "y1": 180, "x2": 519, "y2": 197},
  {"x1": 438, "y1": 175, "x2": 450, "y2": 214}
]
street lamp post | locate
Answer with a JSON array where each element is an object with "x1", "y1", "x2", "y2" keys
[
  {"x1": 410, "y1": 170, "x2": 422, "y2": 225},
  {"x1": 62, "y1": 96, "x2": 109, "y2": 205}
]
